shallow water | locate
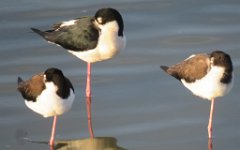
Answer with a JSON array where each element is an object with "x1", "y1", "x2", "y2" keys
[{"x1": 1, "y1": 0, "x2": 240, "y2": 150}]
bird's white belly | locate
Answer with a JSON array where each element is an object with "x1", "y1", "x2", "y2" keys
[
  {"x1": 181, "y1": 67, "x2": 233, "y2": 100},
  {"x1": 25, "y1": 89, "x2": 75, "y2": 118},
  {"x1": 68, "y1": 34, "x2": 126, "y2": 63}
]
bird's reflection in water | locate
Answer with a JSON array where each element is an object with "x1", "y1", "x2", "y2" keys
[
  {"x1": 50, "y1": 137, "x2": 127, "y2": 150},
  {"x1": 208, "y1": 139, "x2": 213, "y2": 150}
]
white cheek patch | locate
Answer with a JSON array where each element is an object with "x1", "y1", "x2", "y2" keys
[
  {"x1": 97, "y1": 17, "x2": 103, "y2": 24},
  {"x1": 60, "y1": 20, "x2": 76, "y2": 27}
]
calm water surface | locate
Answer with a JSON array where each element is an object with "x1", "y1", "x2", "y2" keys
[{"x1": 0, "y1": 0, "x2": 240, "y2": 150}]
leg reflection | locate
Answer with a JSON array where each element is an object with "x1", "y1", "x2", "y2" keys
[
  {"x1": 86, "y1": 96, "x2": 94, "y2": 138},
  {"x1": 208, "y1": 138, "x2": 213, "y2": 150}
]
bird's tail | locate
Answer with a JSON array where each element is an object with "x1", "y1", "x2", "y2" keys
[
  {"x1": 160, "y1": 66, "x2": 169, "y2": 72},
  {"x1": 31, "y1": 28, "x2": 46, "y2": 37},
  {"x1": 160, "y1": 65, "x2": 181, "y2": 81},
  {"x1": 17, "y1": 77, "x2": 25, "y2": 93},
  {"x1": 17, "y1": 77, "x2": 24, "y2": 85}
]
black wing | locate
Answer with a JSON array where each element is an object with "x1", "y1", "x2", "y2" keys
[{"x1": 31, "y1": 16, "x2": 99, "y2": 51}]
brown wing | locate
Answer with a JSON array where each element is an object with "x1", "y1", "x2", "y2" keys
[
  {"x1": 161, "y1": 54, "x2": 210, "y2": 82},
  {"x1": 17, "y1": 73, "x2": 45, "y2": 102}
]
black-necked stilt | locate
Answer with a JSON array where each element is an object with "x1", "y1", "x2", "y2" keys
[
  {"x1": 17, "y1": 68, "x2": 75, "y2": 146},
  {"x1": 160, "y1": 50, "x2": 234, "y2": 138},
  {"x1": 31, "y1": 8, "x2": 126, "y2": 138}
]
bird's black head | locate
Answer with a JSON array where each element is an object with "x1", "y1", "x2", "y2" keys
[
  {"x1": 210, "y1": 50, "x2": 233, "y2": 83},
  {"x1": 94, "y1": 8, "x2": 124, "y2": 36},
  {"x1": 210, "y1": 51, "x2": 232, "y2": 69},
  {"x1": 44, "y1": 68, "x2": 64, "y2": 83},
  {"x1": 44, "y1": 67, "x2": 74, "y2": 98}
]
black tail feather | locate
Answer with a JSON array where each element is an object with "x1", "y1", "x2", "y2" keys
[
  {"x1": 17, "y1": 77, "x2": 24, "y2": 85},
  {"x1": 160, "y1": 66, "x2": 169, "y2": 72},
  {"x1": 31, "y1": 28, "x2": 46, "y2": 37},
  {"x1": 160, "y1": 65, "x2": 181, "y2": 81}
]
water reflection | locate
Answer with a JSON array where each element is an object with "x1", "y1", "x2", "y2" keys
[
  {"x1": 208, "y1": 139, "x2": 213, "y2": 150},
  {"x1": 51, "y1": 137, "x2": 127, "y2": 150},
  {"x1": 86, "y1": 96, "x2": 94, "y2": 138},
  {"x1": 23, "y1": 137, "x2": 126, "y2": 150}
]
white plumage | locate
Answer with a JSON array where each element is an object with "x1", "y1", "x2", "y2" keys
[
  {"x1": 182, "y1": 66, "x2": 233, "y2": 100},
  {"x1": 25, "y1": 81, "x2": 75, "y2": 118}
]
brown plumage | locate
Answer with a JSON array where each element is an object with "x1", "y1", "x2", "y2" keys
[
  {"x1": 161, "y1": 54, "x2": 211, "y2": 83},
  {"x1": 160, "y1": 50, "x2": 234, "y2": 139},
  {"x1": 17, "y1": 73, "x2": 45, "y2": 102}
]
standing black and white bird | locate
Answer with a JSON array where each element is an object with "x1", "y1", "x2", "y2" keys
[
  {"x1": 31, "y1": 8, "x2": 126, "y2": 138},
  {"x1": 17, "y1": 68, "x2": 75, "y2": 146},
  {"x1": 160, "y1": 50, "x2": 234, "y2": 139}
]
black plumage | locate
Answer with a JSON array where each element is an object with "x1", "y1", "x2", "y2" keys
[{"x1": 31, "y1": 17, "x2": 99, "y2": 51}]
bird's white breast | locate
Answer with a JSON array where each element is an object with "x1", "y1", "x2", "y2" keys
[
  {"x1": 181, "y1": 66, "x2": 233, "y2": 100},
  {"x1": 25, "y1": 82, "x2": 75, "y2": 118}
]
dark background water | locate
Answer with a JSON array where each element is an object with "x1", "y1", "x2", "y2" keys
[{"x1": 0, "y1": 0, "x2": 240, "y2": 150}]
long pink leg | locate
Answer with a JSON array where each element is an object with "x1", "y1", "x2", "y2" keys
[
  {"x1": 86, "y1": 62, "x2": 94, "y2": 138},
  {"x1": 208, "y1": 97, "x2": 215, "y2": 139},
  {"x1": 49, "y1": 116, "x2": 57, "y2": 146},
  {"x1": 86, "y1": 63, "x2": 91, "y2": 98}
]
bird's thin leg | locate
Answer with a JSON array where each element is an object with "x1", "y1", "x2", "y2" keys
[
  {"x1": 86, "y1": 63, "x2": 91, "y2": 98},
  {"x1": 50, "y1": 116, "x2": 57, "y2": 146},
  {"x1": 86, "y1": 63, "x2": 94, "y2": 138},
  {"x1": 208, "y1": 98, "x2": 215, "y2": 139}
]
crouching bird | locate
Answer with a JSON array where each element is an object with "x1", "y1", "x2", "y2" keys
[
  {"x1": 160, "y1": 50, "x2": 234, "y2": 139},
  {"x1": 17, "y1": 68, "x2": 75, "y2": 146}
]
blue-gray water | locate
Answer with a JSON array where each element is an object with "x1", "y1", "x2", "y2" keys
[{"x1": 1, "y1": 0, "x2": 240, "y2": 150}]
